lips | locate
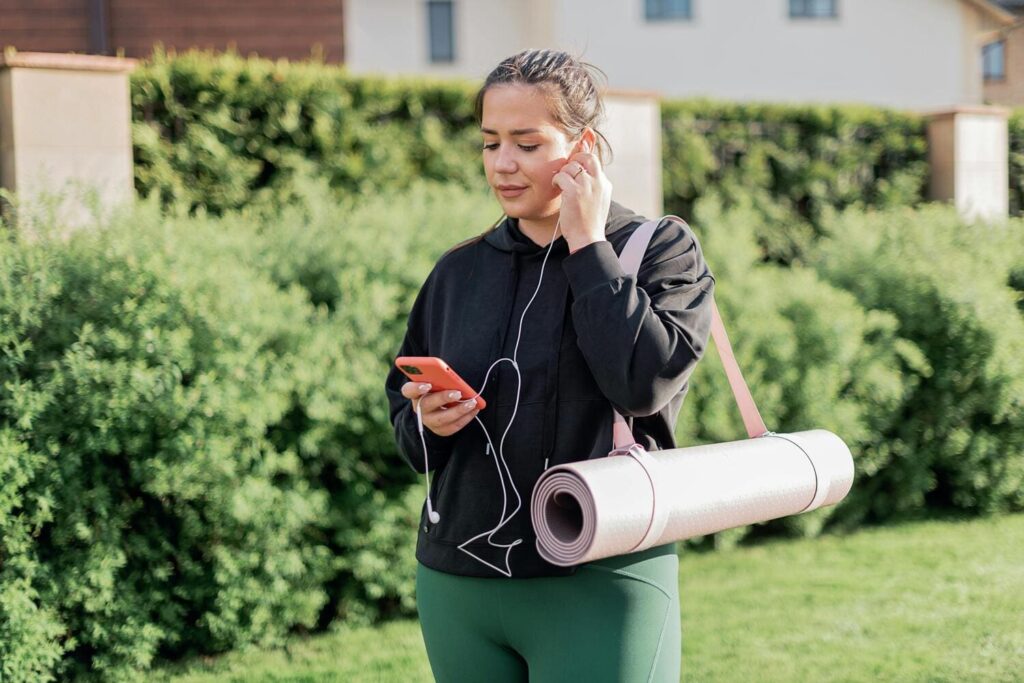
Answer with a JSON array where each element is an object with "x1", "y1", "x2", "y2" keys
[{"x1": 497, "y1": 184, "x2": 527, "y2": 198}]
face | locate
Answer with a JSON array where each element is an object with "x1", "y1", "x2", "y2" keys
[{"x1": 480, "y1": 84, "x2": 583, "y2": 222}]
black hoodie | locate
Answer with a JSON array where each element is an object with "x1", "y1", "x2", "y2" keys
[{"x1": 384, "y1": 200, "x2": 715, "y2": 578}]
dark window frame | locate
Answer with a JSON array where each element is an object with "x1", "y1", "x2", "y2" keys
[
  {"x1": 789, "y1": 0, "x2": 839, "y2": 19},
  {"x1": 983, "y1": 39, "x2": 1006, "y2": 82},
  {"x1": 427, "y1": 0, "x2": 455, "y2": 63},
  {"x1": 645, "y1": 0, "x2": 694, "y2": 22}
]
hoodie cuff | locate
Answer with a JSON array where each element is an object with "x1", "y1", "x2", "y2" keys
[{"x1": 563, "y1": 240, "x2": 625, "y2": 296}]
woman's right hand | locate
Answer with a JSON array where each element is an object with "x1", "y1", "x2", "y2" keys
[{"x1": 401, "y1": 382, "x2": 481, "y2": 437}]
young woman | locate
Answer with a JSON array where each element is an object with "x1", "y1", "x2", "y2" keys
[{"x1": 384, "y1": 49, "x2": 715, "y2": 682}]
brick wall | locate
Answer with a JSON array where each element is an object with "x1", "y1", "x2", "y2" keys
[
  {"x1": 0, "y1": 0, "x2": 90, "y2": 53},
  {"x1": 0, "y1": 0, "x2": 344, "y2": 62}
]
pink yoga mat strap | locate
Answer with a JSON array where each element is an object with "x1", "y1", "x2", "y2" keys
[{"x1": 612, "y1": 216, "x2": 769, "y2": 448}]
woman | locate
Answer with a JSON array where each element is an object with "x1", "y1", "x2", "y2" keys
[{"x1": 384, "y1": 49, "x2": 715, "y2": 682}]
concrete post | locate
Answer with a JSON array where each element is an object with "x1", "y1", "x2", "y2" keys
[
  {"x1": 0, "y1": 50, "x2": 136, "y2": 233},
  {"x1": 602, "y1": 89, "x2": 664, "y2": 220},
  {"x1": 923, "y1": 105, "x2": 1009, "y2": 223}
]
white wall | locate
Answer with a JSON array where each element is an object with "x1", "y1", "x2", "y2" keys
[
  {"x1": 346, "y1": 0, "x2": 995, "y2": 111},
  {"x1": 554, "y1": 0, "x2": 973, "y2": 110},
  {"x1": 345, "y1": 0, "x2": 530, "y2": 80}
]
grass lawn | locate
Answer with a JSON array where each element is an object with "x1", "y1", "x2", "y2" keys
[{"x1": 156, "y1": 513, "x2": 1024, "y2": 682}]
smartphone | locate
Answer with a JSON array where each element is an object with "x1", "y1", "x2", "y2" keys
[{"x1": 395, "y1": 356, "x2": 487, "y2": 411}]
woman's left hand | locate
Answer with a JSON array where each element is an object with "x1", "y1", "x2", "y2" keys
[{"x1": 551, "y1": 146, "x2": 613, "y2": 253}]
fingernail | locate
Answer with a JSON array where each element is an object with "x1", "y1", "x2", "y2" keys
[
  {"x1": 419, "y1": 383, "x2": 431, "y2": 392},
  {"x1": 447, "y1": 391, "x2": 461, "y2": 400},
  {"x1": 464, "y1": 399, "x2": 477, "y2": 409}
]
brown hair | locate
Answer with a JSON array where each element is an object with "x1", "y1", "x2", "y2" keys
[{"x1": 444, "y1": 49, "x2": 613, "y2": 257}]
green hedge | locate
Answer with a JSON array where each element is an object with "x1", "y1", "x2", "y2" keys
[
  {"x1": 131, "y1": 49, "x2": 485, "y2": 216},
  {"x1": 1, "y1": 194, "x2": 333, "y2": 681},
  {"x1": 676, "y1": 191, "x2": 917, "y2": 548},
  {"x1": 1009, "y1": 109, "x2": 1024, "y2": 217},
  {"x1": 0, "y1": 181, "x2": 499, "y2": 680},
  {"x1": 130, "y1": 50, "x2": 931, "y2": 264},
  {"x1": 812, "y1": 203, "x2": 1024, "y2": 519},
  {"x1": 677, "y1": 194, "x2": 1024, "y2": 548},
  {"x1": 661, "y1": 99, "x2": 930, "y2": 263}
]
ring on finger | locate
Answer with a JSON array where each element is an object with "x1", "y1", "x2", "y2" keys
[{"x1": 572, "y1": 165, "x2": 586, "y2": 179}]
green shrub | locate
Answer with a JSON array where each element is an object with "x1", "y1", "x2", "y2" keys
[
  {"x1": 252, "y1": 179, "x2": 498, "y2": 625},
  {"x1": 1009, "y1": 109, "x2": 1024, "y2": 217},
  {"x1": 131, "y1": 48, "x2": 484, "y2": 216},
  {"x1": 811, "y1": 203, "x2": 1024, "y2": 519},
  {"x1": 676, "y1": 191, "x2": 915, "y2": 547},
  {"x1": 0, "y1": 239, "x2": 68, "y2": 682},
  {"x1": 661, "y1": 100, "x2": 929, "y2": 263},
  {"x1": 0, "y1": 180, "x2": 501, "y2": 679},
  {"x1": 1, "y1": 196, "x2": 333, "y2": 680},
  {"x1": 130, "y1": 50, "x2": 933, "y2": 258}
]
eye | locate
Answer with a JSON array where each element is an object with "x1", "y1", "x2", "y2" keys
[{"x1": 481, "y1": 143, "x2": 541, "y2": 152}]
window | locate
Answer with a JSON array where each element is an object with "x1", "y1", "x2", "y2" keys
[
  {"x1": 645, "y1": 0, "x2": 692, "y2": 21},
  {"x1": 428, "y1": 1, "x2": 455, "y2": 63},
  {"x1": 983, "y1": 40, "x2": 1006, "y2": 81},
  {"x1": 789, "y1": 0, "x2": 838, "y2": 18}
]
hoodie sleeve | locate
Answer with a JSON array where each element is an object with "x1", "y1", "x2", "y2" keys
[
  {"x1": 561, "y1": 217, "x2": 715, "y2": 418},
  {"x1": 384, "y1": 267, "x2": 457, "y2": 475}
]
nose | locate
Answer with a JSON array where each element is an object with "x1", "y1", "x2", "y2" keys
[{"x1": 494, "y1": 144, "x2": 517, "y2": 174}]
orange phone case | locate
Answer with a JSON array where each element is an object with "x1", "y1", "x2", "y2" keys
[{"x1": 395, "y1": 356, "x2": 487, "y2": 411}]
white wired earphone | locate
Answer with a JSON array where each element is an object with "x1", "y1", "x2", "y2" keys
[{"x1": 413, "y1": 212, "x2": 565, "y2": 577}]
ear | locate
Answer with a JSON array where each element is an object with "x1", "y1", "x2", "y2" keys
[{"x1": 576, "y1": 128, "x2": 597, "y2": 154}]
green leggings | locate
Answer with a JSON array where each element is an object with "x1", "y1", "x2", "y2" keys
[{"x1": 415, "y1": 543, "x2": 681, "y2": 682}]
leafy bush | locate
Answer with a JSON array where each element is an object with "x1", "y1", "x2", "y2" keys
[
  {"x1": 675, "y1": 191, "x2": 915, "y2": 548},
  {"x1": 0, "y1": 181, "x2": 499, "y2": 680},
  {"x1": 811, "y1": 203, "x2": 1024, "y2": 519},
  {"x1": 130, "y1": 49, "x2": 932, "y2": 260},
  {"x1": 1009, "y1": 109, "x2": 1024, "y2": 217},
  {"x1": 1, "y1": 238, "x2": 67, "y2": 682},
  {"x1": 1, "y1": 196, "x2": 328, "y2": 680},
  {"x1": 131, "y1": 48, "x2": 484, "y2": 216},
  {"x1": 251, "y1": 180, "x2": 498, "y2": 625},
  {"x1": 661, "y1": 99, "x2": 929, "y2": 263}
]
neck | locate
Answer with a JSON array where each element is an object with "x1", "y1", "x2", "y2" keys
[{"x1": 518, "y1": 212, "x2": 560, "y2": 248}]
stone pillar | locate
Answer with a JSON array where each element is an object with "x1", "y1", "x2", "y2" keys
[
  {"x1": 602, "y1": 89, "x2": 663, "y2": 220},
  {"x1": 0, "y1": 50, "x2": 136, "y2": 232},
  {"x1": 923, "y1": 105, "x2": 1009, "y2": 223}
]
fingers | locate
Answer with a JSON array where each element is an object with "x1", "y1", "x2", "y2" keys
[
  {"x1": 433, "y1": 402, "x2": 481, "y2": 436},
  {"x1": 563, "y1": 161, "x2": 585, "y2": 178},
  {"x1": 551, "y1": 151, "x2": 602, "y2": 191},
  {"x1": 402, "y1": 382, "x2": 481, "y2": 436},
  {"x1": 401, "y1": 381, "x2": 432, "y2": 401},
  {"x1": 551, "y1": 170, "x2": 575, "y2": 191},
  {"x1": 572, "y1": 151, "x2": 600, "y2": 175},
  {"x1": 425, "y1": 394, "x2": 481, "y2": 436}
]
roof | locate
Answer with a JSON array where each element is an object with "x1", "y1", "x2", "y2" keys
[{"x1": 962, "y1": 0, "x2": 1018, "y2": 24}]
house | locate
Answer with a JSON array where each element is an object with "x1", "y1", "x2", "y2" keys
[
  {"x1": 982, "y1": 0, "x2": 1024, "y2": 104},
  {"x1": 344, "y1": 0, "x2": 1017, "y2": 110},
  {"x1": 0, "y1": 0, "x2": 345, "y2": 63}
]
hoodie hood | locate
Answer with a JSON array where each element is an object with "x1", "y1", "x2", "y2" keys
[{"x1": 483, "y1": 200, "x2": 646, "y2": 254}]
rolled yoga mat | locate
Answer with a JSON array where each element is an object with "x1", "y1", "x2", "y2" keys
[
  {"x1": 531, "y1": 429, "x2": 854, "y2": 566},
  {"x1": 531, "y1": 216, "x2": 855, "y2": 567}
]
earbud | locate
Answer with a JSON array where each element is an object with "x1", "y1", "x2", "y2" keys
[{"x1": 416, "y1": 400, "x2": 442, "y2": 525}]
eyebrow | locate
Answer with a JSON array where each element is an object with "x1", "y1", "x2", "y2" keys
[{"x1": 480, "y1": 127, "x2": 543, "y2": 135}]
